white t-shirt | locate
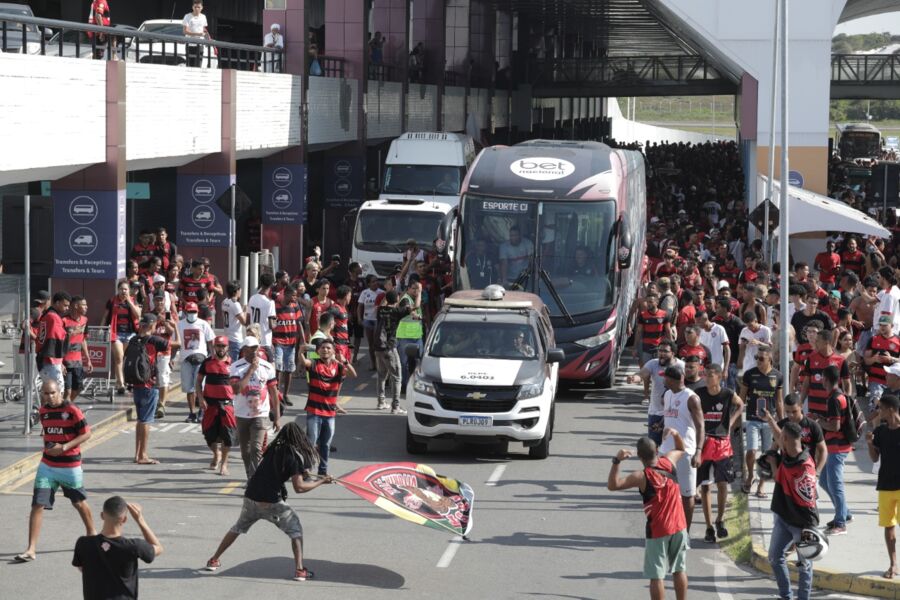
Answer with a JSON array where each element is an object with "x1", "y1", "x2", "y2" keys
[
  {"x1": 659, "y1": 388, "x2": 698, "y2": 455},
  {"x1": 177, "y1": 317, "x2": 214, "y2": 360},
  {"x1": 229, "y1": 358, "x2": 277, "y2": 419},
  {"x1": 499, "y1": 238, "x2": 535, "y2": 280},
  {"x1": 183, "y1": 12, "x2": 208, "y2": 35},
  {"x1": 643, "y1": 358, "x2": 685, "y2": 417},
  {"x1": 221, "y1": 298, "x2": 244, "y2": 343},
  {"x1": 247, "y1": 292, "x2": 276, "y2": 346},
  {"x1": 359, "y1": 288, "x2": 382, "y2": 322},
  {"x1": 698, "y1": 323, "x2": 729, "y2": 370},
  {"x1": 739, "y1": 324, "x2": 772, "y2": 374},
  {"x1": 878, "y1": 286, "x2": 900, "y2": 336}
]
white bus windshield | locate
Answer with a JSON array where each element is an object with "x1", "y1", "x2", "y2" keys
[
  {"x1": 383, "y1": 165, "x2": 463, "y2": 196},
  {"x1": 354, "y1": 209, "x2": 443, "y2": 253},
  {"x1": 459, "y1": 195, "x2": 617, "y2": 320}
]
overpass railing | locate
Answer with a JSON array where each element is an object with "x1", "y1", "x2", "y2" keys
[
  {"x1": 0, "y1": 13, "x2": 283, "y2": 72},
  {"x1": 316, "y1": 55, "x2": 346, "y2": 78},
  {"x1": 832, "y1": 53, "x2": 900, "y2": 84},
  {"x1": 529, "y1": 55, "x2": 724, "y2": 86}
]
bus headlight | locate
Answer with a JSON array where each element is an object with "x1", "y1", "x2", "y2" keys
[
  {"x1": 574, "y1": 330, "x2": 615, "y2": 348},
  {"x1": 517, "y1": 382, "x2": 544, "y2": 399}
]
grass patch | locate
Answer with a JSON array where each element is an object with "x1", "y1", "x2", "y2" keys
[{"x1": 718, "y1": 491, "x2": 752, "y2": 565}]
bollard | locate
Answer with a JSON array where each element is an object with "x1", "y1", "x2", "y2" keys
[
  {"x1": 239, "y1": 255, "x2": 249, "y2": 307},
  {"x1": 250, "y1": 252, "x2": 259, "y2": 298}
]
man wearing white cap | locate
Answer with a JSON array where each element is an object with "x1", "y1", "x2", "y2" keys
[
  {"x1": 263, "y1": 23, "x2": 284, "y2": 72},
  {"x1": 229, "y1": 336, "x2": 279, "y2": 479}
]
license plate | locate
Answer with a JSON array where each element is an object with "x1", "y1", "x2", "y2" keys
[{"x1": 459, "y1": 415, "x2": 493, "y2": 427}]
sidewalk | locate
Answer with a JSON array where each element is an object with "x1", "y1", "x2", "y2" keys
[{"x1": 748, "y1": 438, "x2": 900, "y2": 599}]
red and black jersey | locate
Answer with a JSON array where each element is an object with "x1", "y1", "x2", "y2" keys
[
  {"x1": 803, "y1": 351, "x2": 849, "y2": 417},
  {"x1": 309, "y1": 297, "x2": 333, "y2": 335},
  {"x1": 155, "y1": 241, "x2": 175, "y2": 270},
  {"x1": 678, "y1": 343, "x2": 710, "y2": 368},
  {"x1": 738, "y1": 268, "x2": 758, "y2": 285},
  {"x1": 639, "y1": 456, "x2": 686, "y2": 539},
  {"x1": 130, "y1": 242, "x2": 158, "y2": 265},
  {"x1": 772, "y1": 450, "x2": 819, "y2": 529},
  {"x1": 825, "y1": 391, "x2": 852, "y2": 453},
  {"x1": 305, "y1": 359, "x2": 346, "y2": 417},
  {"x1": 272, "y1": 300, "x2": 303, "y2": 347},
  {"x1": 331, "y1": 304, "x2": 350, "y2": 347},
  {"x1": 793, "y1": 342, "x2": 814, "y2": 366},
  {"x1": 179, "y1": 274, "x2": 213, "y2": 303},
  {"x1": 37, "y1": 308, "x2": 68, "y2": 366},
  {"x1": 133, "y1": 335, "x2": 170, "y2": 389},
  {"x1": 716, "y1": 264, "x2": 740, "y2": 289},
  {"x1": 151, "y1": 312, "x2": 174, "y2": 356},
  {"x1": 638, "y1": 309, "x2": 668, "y2": 352},
  {"x1": 39, "y1": 401, "x2": 89, "y2": 468},
  {"x1": 106, "y1": 296, "x2": 138, "y2": 341},
  {"x1": 199, "y1": 356, "x2": 233, "y2": 402},
  {"x1": 865, "y1": 334, "x2": 900, "y2": 385},
  {"x1": 62, "y1": 314, "x2": 88, "y2": 368},
  {"x1": 654, "y1": 262, "x2": 678, "y2": 278},
  {"x1": 841, "y1": 249, "x2": 865, "y2": 277},
  {"x1": 814, "y1": 252, "x2": 841, "y2": 284}
]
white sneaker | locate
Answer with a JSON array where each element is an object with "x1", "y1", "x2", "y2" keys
[
  {"x1": 391, "y1": 407, "x2": 407, "y2": 415},
  {"x1": 376, "y1": 400, "x2": 388, "y2": 410}
]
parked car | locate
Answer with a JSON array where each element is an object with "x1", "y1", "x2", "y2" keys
[
  {"x1": 0, "y1": 3, "x2": 51, "y2": 54},
  {"x1": 129, "y1": 19, "x2": 217, "y2": 68},
  {"x1": 43, "y1": 25, "x2": 135, "y2": 59}
]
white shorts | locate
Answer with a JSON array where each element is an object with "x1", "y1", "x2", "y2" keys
[
  {"x1": 673, "y1": 452, "x2": 697, "y2": 497},
  {"x1": 156, "y1": 354, "x2": 171, "y2": 389}
]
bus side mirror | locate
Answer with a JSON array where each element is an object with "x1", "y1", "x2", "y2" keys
[
  {"x1": 436, "y1": 206, "x2": 458, "y2": 258},
  {"x1": 617, "y1": 220, "x2": 632, "y2": 270}
]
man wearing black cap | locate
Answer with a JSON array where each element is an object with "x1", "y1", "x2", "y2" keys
[{"x1": 131, "y1": 315, "x2": 170, "y2": 465}]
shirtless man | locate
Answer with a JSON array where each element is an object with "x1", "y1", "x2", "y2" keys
[{"x1": 852, "y1": 276, "x2": 882, "y2": 357}]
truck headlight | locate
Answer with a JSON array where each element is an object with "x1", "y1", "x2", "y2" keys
[
  {"x1": 413, "y1": 379, "x2": 435, "y2": 397},
  {"x1": 517, "y1": 382, "x2": 544, "y2": 399},
  {"x1": 574, "y1": 330, "x2": 615, "y2": 348}
]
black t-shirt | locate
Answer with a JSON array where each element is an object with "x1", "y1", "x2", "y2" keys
[
  {"x1": 776, "y1": 416, "x2": 824, "y2": 452},
  {"x1": 697, "y1": 386, "x2": 733, "y2": 437},
  {"x1": 245, "y1": 445, "x2": 308, "y2": 503},
  {"x1": 72, "y1": 534, "x2": 155, "y2": 600},
  {"x1": 713, "y1": 314, "x2": 743, "y2": 365},
  {"x1": 874, "y1": 425, "x2": 900, "y2": 491},
  {"x1": 742, "y1": 367, "x2": 783, "y2": 422},
  {"x1": 790, "y1": 310, "x2": 835, "y2": 343}
]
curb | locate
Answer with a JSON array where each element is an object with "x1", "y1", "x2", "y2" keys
[
  {"x1": 750, "y1": 543, "x2": 900, "y2": 599},
  {"x1": 0, "y1": 384, "x2": 185, "y2": 491}
]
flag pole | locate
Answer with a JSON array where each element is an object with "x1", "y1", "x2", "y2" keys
[
  {"x1": 333, "y1": 477, "x2": 471, "y2": 540},
  {"x1": 777, "y1": 0, "x2": 791, "y2": 385}
]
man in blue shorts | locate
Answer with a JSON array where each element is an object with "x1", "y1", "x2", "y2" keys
[{"x1": 15, "y1": 380, "x2": 95, "y2": 562}]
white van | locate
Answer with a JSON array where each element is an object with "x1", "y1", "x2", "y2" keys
[{"x1": 350, "y1": 132, "x2": 475, "y2": 277}]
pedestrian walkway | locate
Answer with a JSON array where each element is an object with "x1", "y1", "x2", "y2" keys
[{"x1": 749, "y1": 438, "x2": 900, "y2": 599}]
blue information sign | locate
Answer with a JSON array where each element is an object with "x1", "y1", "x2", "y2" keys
[
  {"x1": 324, "y1": 157, "x2": 365, "y2": 209},
  {"x1": 176, "y1": 174, "x2": 233, "y2": 247},
  {"x1": 53, "y1": 190, "x2": 126, "y2": 279},
  {"x1": 262, "y1": 164, "x2": 307, "y2": 224},
  {"x1": 788, "y1": 170, "x2": 804, "y2": 188}
]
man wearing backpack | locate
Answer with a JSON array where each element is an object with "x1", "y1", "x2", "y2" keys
[
  {"x1": 373, "y1": 290, "x2": 412, "y2": 412},
  {"x1": 128, "y1": 315, "x2": 170, "y2": 465},
  {"x1": 810, "y1": 364, "x2": 853, "y2": 536}
]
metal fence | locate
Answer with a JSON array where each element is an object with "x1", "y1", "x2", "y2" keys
[
  {"x1": 529, "y1": 54, "x2": 724, "y2": 86},
  {"x1": 832, "y1": 54, "x2": 900, "y2": 84}
]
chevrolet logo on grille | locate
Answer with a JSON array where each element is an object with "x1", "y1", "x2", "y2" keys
[{"x1": 466, "y1": 391, "x2": 487, "y2": 400}]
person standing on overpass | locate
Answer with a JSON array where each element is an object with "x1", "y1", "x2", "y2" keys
[{"x1": 607, "y1": 428, "x2": 689, "y2": 600}]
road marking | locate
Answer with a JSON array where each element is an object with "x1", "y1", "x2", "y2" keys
[
  {"x1": 436, "y1": 536, "x2": 464, "y2": 568},
  {"x1": 700, "y1": 556, "x2": 734, "y2": 600},
  {"x1": 218, "y1": 481, "x2": 242, "y2": 495},
  {"x1": 180, "y1": 424, "x2": 200, "y2": 434},
  {"x1": 485, "y1": 464, "x2": 507, "y2": 486},
  {"x1": 355, "y1": 382, "x2": 367, "y2": 391},
  {"x1": 158, "y1": 423, "x2": 180, "y2": 433}
]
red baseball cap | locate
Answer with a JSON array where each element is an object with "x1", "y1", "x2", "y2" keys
[
  {"x1": 214, "y1": 335, "x2": 228, "y2": 346},
  {"x1": 183, "y1": 302, "x2": 199, "y2": 313}
]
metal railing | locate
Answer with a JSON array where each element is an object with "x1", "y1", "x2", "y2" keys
[
  {"x1": 368, "y1": 62, "x2": 398, "y2": 82},
  {"x1": 528, "y1": 55, "x2": 723, "y2": 86},
  {"x1": 316, "y1": 54, "x2": 346, "y2": 78},
  {"x1": 832, "y1": 53, "x2": 900, "y2": 84},
  {"x1": 0, "y1": 13, "x2": 283, "y2": 72},
  {"x1": 443, "y1": 70, "x2": 463, "y2": 86}
]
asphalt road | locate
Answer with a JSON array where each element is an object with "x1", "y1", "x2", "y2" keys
[{"x1": 0, "y1": 364, "x2": 869, "y2": 600}]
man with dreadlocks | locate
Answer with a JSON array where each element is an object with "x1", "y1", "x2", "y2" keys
[{"x1": 202, "y1": 422, "x2": 333, "y2": 581}]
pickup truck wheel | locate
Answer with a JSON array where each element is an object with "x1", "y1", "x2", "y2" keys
[
  {"x1": 528, "y1": 406, "x2": 554, "y2": 459},
  {"x1": 406, "y1": 423, "x2": 427, "y2": 455}
]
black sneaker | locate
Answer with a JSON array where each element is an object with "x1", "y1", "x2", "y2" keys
[
  {"x1": 282, "y1": 396, "x2": 294, "y2": 407},
  {"x1": 704, "y1": 526, "x2": 716, "y2": 543},
  {"x1": 185, "y1": 413, "x2": 197, "y2": 423},
  {"x1": 715, "y1": 520, "x2": 729, "y2": 539}
]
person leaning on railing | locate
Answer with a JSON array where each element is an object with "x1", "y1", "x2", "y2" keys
[{"x1": 183, "y1": 0, "x2": 209, "y2": 68}]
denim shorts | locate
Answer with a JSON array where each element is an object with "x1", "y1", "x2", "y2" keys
[
  {"x1": 273, "y1": 344, "x2": 296, "y2": 372},
  {"x1": 133, "y1": 387, "x2": 159, "y2": 423},
  {"x1": 745, "y1": 419, "x2": 773, "y2": 453},
  {"x1": 117, "y1": 333, "x2": 135, "y2": 345}
]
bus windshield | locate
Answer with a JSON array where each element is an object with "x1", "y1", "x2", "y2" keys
[
  {"x1": 459, "y1": 195, "x2": 617, "y2": 321},
  {"x1": 383, "y1": 165, "x2": 464, "y2": 196},
  {"x1": 840, "y1": 131, "x2": 880, "y2": 159},
  {"x1": 354, "y1": 209, "x2": 443, "y2": 253}
]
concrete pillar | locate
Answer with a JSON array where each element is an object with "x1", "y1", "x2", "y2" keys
[
  {"x1": 52, "y1": 60, "x2": 127, "y2": 325},
  {"x1": 263, "y1": 1, "x2": 307, "y2": 77},
  {"x1": 325, "y1": 0, "x2": 367, "y2": 80}
]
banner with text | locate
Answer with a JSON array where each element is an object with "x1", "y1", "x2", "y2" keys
[
  {"x1": 176, "y1": 174, "x2": 233, "y2": 247},
  {"x1": 53, "y1": 190, "x2": 126, "y2": 279},
  {"x1": 324, "y1": 156, "x2": 365, "y2": 209},
  {"x1": 262, "y1": 164, "x2": 307, "y2": 225}
]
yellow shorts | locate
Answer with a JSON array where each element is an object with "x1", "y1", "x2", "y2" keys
[{"x1": 878, "y1": 490, "x2": 900, "y2": 527}]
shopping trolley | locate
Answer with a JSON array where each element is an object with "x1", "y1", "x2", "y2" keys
[{"x1": 82, "y1": 326, "x2": 115, "y2": 403}]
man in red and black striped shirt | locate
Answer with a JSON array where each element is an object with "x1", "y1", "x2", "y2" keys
[
  {"x1": 801, "y1": 329, "x2": 851, "y2": 418},
  {"x1": 300, "y1": 339, "x2": 356, "y2": 476},
  {"x1": 37, "y1": 292, "x2": 71, "y2": 391},
  {"x1": 331, "y1": 285, "x2": 353, "y2": 365},
  {"x1": 198, "y1": 336, "x2": 236, "y2": 476},
  {"x1": 179, "y1": 260, "x2": 214, "y2": 305},
  {"x1": 14, "y1": 380, "x2": 95, "y2": 562},
  {"x1": 863, "y1": 316, "x2": 900, "y2": 414},
  {"x1": 841, "y1": 237, "x2": 866, "y2": 278},
  {"x1": 272, "y1": 285, "x2": 305, "y2": 407},
  {"x1": 678, "y1": 326, "x2": 711, "y2": 371},
  {"x1": 62, "y1": 296, "x2": 91, "y2": 402},
  {"x1": 635, "y1": 293, "x2": 672, "y2": 367}
]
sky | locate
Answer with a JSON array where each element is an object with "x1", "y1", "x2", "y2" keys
[{"x1": 834, "y1": 12, "x2": 900, "y2": 36}]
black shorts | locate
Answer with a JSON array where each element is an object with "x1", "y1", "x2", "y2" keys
[
  {"x1": 64, "y1": 366, "x2": 86, "y2": 392},
  {"x1": 352, "y1": 323, "x2": 364, "y2": 338},
  {"x1": 698, "y1": 458, "x2": 735, "y2": 485}
]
